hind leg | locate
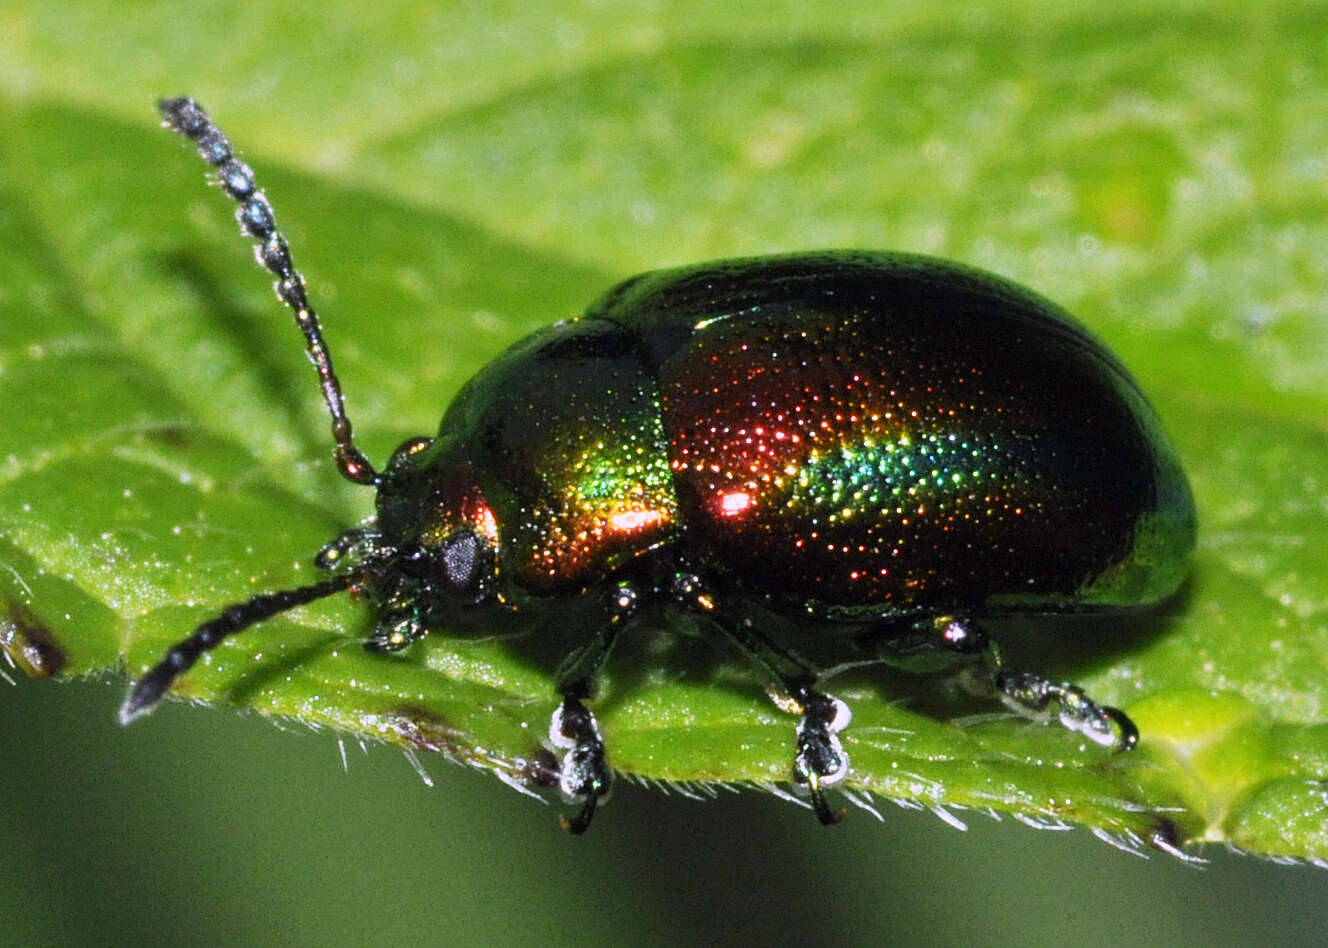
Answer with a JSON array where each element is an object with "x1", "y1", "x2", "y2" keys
[{"x1": 874, "y1": 615, "x2": 1138, "y2": 750}]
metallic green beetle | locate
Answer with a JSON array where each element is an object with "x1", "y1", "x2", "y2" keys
[{"x1": 124, "y1": 97, "x2": 1195, "y2": 833}]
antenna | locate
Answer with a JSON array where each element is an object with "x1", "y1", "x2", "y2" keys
[
  {"x1": 119, "y1": 574, "x2": 358, "y2": 723},
  {"x1": 159, "y1": 96, "x2": 377, "y2": 485}
]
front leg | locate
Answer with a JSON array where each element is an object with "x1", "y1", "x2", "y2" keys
[
  {"x1": 549, "y1": 694, "x2": 610, "y2": 835},
  {"x1": 364, "y1": 595, "x2": 429, "y2": 653},
  {"x1": 549, "y1": 581, "x2": 638, "y2": 834}
]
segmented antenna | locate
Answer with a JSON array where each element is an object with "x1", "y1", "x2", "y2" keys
[
  {"x1": 159, "y1": 96, "x2": 377, "y2": 485},
  {"x1": 119, "y1": 574, "x2": 357, "y2": 723}
]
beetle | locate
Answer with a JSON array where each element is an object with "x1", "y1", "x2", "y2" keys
[{"x1": 123, "y1": 97, "x2": 1196, "y2": 833}]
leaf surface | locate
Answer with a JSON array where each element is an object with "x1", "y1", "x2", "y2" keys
[{"x1": 2, "y1": 2, "x2": 1326, "y2": 859}]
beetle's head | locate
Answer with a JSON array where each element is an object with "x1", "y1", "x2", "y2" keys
[{"x1": 375, "y1": 436, "x2": 501, "y2": 611}]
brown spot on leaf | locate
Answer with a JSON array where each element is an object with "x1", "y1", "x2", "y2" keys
[
  {"x1": 382, "y1": 705, "x2": 464, "y2": 754},
  {"x1": 141, "y1": 424, "x2": 194, "y2": 449},
  {"x1": 0, "y1": 600, "x2": 68, "y2": 678},
  {"x1": 381, "y1": 705, "x2": 556, "y2": 792},
  {"x1": 1148, "y1": 816, "x2": 1188, "y2": 854}
]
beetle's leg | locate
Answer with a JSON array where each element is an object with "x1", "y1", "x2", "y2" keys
[
  {"x1": 675, "y1": 577, "x2": 848, "y2": 825},
  {"x1": 723, "y1": 617, "x2": 850, "y2": 825},
  {"x1": 549, "y1": 582, "x2": 638, "y2": 834},
  {"x1": 993, "y1": 668, "x2": 1139, "y2": 751},
  {"x1": 876, "y1": 616, "x2": 1138, "y2": 750},
  {"x1": 549, "y1": 693, "x2": 610, "y2": 835},
  {"x1": 314, "y1": 527, "x2": 379, "y2": 571},
  {"x1": 362, "y1": 594, "x2": 426, "y2": 653},
  {"x1": 791, "y1": 683, "x2": 852, "y2": 826}
]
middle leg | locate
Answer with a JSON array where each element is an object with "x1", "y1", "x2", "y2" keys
[{"x1": 676, "y1": 576, "x2": 851, "y2": 825}]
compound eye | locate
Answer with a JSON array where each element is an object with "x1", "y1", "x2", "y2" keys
[{"x1": 440, "y1": 530, "x2": 482, "y2": 595}]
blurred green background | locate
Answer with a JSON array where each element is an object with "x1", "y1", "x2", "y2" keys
[{"x1": 3, "y1": 1, "x2": 1327, "y2": 945}]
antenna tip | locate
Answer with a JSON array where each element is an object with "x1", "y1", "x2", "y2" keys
[{"x1": 118, "y1": 665, "x2": 172, "y2": 724}]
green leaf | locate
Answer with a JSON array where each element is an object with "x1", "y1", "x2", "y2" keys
[{"x1": 3, "y1": 1, "x2": 1326, "y2": 862}]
